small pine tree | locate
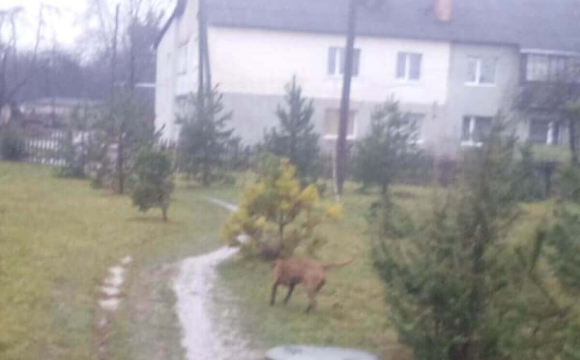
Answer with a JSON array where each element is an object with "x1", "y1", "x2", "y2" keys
[
  {"x1": 352, "y1": 99, "x2": 420, "y2": 194},
  {"x1": 131, "y1": 149, "x2": 175, "y2": 221},
  {"x1": 0, "y1": 126, "x2": 26, "y2": 161},
  {"x1": 372, "y1": 122, "x2": 572, "y2": 360},
  {"x1": 542, "y1": 207, "x2": 580, "y2": 360},
  {"x1": 92, "y1": 91, "x2": 157, "y2": 193},
  {"x1": 513, "y1": 142, "x2": 545, "y2": 201},
  {"x1": 222, "y1": 154, "x2": 341, "y2": 258},
  {"x1": 262, "y1": 76, "x2": 322, "y2": 182},
  {"x1": 178, "y1": 87, "x2": 236, "y2": 186},
  {"x1": 557, "y1": 163, "x2": 580, "y2": 202}
]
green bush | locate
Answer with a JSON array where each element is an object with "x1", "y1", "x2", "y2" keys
[
  {"x1": 131, "y1": 149, "x2": 175, "y2": 221},
  {"x1": 1, "y1": 127, "x2": 26, "y2": 161}
]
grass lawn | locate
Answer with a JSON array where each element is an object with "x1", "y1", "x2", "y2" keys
[
  {"x1": 215, "y1": 182, "x2": 554, "y2": 360},
  {"x1": 0, "y1": 162, "x2": 233, "y2": 360}
]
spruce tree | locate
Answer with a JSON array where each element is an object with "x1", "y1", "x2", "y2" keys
[
  {"x1": 352, "y1": 99, "x2": 419, "y2": 194},
  {"x1": 513, "y1": 142, "x2": 545, "y2": 201},
  {"x1": 178, "y1": 87, "x2": 235, "y2": 186},
  {"x1": 372, "y1": 122, "x2": 572, "y2": 360},
  {"x1": 262, "y1": 76, "x2": 322, "y2": 182},
  {"x1": 131, "y1": 149, "x2": 175, "y2": 221}
]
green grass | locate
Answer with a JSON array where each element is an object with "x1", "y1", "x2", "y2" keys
[
  {"x1": 215, "y1": 182, "x2": 555, "y2": 360},
  {"x1": 0, "y1": 163, "x2": 231, "y2": 360}
]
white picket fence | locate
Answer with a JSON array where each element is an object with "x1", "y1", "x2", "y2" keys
[{"x1": 24, "y1": 130, "x2": 66, "y2": 166}]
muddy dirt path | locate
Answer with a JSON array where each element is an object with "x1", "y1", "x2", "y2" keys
[{"x1": 173, "y1": 198, "x2": 260, "y2": 360}]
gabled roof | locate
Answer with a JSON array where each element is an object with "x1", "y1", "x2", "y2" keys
[
  {"x1": 155, "y1": 0, "x2": 187, "y2": 48},
  {"x1": 158, "y1": 0, "x2": 580, "y2": 53}
]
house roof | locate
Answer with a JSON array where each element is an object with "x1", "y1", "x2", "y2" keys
[
  {"x1": 155, "y1": 0, "x2": 187, "y2": 48},
  {"x1": 22, "y1": 98, "x2": 101, "y2": 108},
  {"x1": 159, "y1": 0, "x2": 580, "y2": 53}
]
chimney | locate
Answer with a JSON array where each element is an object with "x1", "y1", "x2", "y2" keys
[{"x1": 434, "y1": 0, "x2": 452, "y2": 22}]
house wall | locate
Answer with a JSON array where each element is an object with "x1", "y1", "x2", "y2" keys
[
  {"x1": 155, "y1": 0, "x2": 199, "y2": 144},
  {"x1": 155, "y1": 20, "x2": 178, "y2": 143},
  {"x1": 444, "y1": 43, "x2": 521, "y2": 156},
  {"x1": 208, "y1": 26, "x2": 451, "y2": 148}
]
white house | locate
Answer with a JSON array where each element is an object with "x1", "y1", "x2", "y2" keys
[{"x1": 155, "y1": 0, "x2": 580, "y2": 157}]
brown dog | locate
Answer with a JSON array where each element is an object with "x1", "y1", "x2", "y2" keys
[{"x1": 270, "y1": 257, "x2": 353, "y2": 313}]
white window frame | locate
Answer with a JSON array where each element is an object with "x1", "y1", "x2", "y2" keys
[
  {"x1": 405, "y1": 113, "x2": 425, "y2": 145},
  {"x1": 328, "y1": 47, "x2": 360, "y2": 77},
  {"x1": 323, "y1": 109, "x2": 357, "y2": 140},
  {"x1": 466, "y1": 57, "x2": 496, "y2": 86},
  {"x1": 396, "y1": 52, "x2": 422, "y2": 82},
  {"x1": 461, "y1": 116, "x2": 492, "y2": 147},
  {"x1": 529, "y1": 119, "x2": 559, "y2": 145}
]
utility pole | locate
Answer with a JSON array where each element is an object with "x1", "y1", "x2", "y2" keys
[
  {"x1": 197, "y1": 0, "x2": 206, "y2": 114},
  {"x1": 112, "y1": 4, "x2": 125, "y2": 194},
  {"x1": 111, "y1": 4, "x2": 120, "y2": 99},
  {"x1": 336, "y1": 0, "x2": 358, "y2": 196}
]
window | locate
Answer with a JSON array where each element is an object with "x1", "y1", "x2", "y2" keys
[
  {"x1": 328, "y1": 47, "x2": 361, "y2": 76},
  {"x1": 466, "y1": 57, "x2": 496, "y2": 85},
  {"x1": 461, "y1": 116, "x2": 492, "y2": 145},
  {"x1": 529, "y1": 120, "x2": 559, "y2": 145},
  {"x1": 525, "y1": 54, "x2": 580, "y2": 83},
  {"x1": 404, "y1": 113, "x2": 425, "y2": 143},
  {"x1": 177, "y1": 44, "x2": 188, "y2": 75},
  {"x1": 324, "y1": 109, "x2": 356, "y2": 139},
  {"x1": 396, "y1": 52, "x2": 422, "y2": 81}
]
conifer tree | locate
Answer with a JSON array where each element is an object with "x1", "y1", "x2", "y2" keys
[
  {"x1": 178, "y1": 87, "x2": 235, "y2": 186},
  {"x1": 352, "y1": 99, "x2": 419, "y2": 194},
  {"x1": 372, "y1": 122, "x2": 573, "y2": 360},
  {"x1": 262, "y1": 76, "x2": 322, "y2": 182},
  {"x1": 131, "y1": 149, "x2": 174, "y2": 221}
]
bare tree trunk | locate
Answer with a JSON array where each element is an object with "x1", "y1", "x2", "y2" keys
[
  {"x1": 117, "y1": 132, "x2": 124, "y2": 194},
  {"x1": 162, "y1": 206, "x2": 168, "y2": 222},
  {"x1": 336, "y1": 0, "x2": 357, "y2": 196},
  {"x1": 197, "y1": 0, "x2": 206, "y2": 114},
  {"x1": 111, "y1": 4, "x2": 119, "y2": 97},
  {"x1": 569, "y1": 117, "x2": 578, "y2": 165},
  {"x1": 112, "y1": 5, "x2": 123, "y2": 194}
]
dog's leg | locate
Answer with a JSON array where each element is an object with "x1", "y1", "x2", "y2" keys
[
  {"x1": 305, "y1": 293, "x2": 317, "y2": 313},
  {"x1": 305, "y1": 280, "x2": 325, "y2": 313},
  {"x1": 283, "y1": 284, "x2": 295, "y2": 305},
  {"x1": 270, "y1": 282, "x2": 279, "y2": 306}
]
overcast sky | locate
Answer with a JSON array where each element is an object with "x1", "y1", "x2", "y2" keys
[
  {"x1": 0, "y1": 0, "x2": 88, "y2": 48},
  {"x1": 1, "y1": 0, "x2": 174, "y2": 51}
]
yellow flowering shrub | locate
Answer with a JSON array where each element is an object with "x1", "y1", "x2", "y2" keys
[{"x1": 222, "y1": 155, "x2": 341, "y2": 257}]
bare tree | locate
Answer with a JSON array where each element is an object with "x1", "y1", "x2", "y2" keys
[{"x1": 0, "y1": 6, "x2": 44, "y2": 110}]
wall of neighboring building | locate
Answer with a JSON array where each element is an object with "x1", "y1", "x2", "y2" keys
[
  {"x1": 155, "y1": 20, "x2": 177, "y2": 143},
  {"x1": 155, "y1": 0, "x2": 199, "y2": 144},
  {"x1": 444, "y1": 43, "x2": 521, "y2": 157},
  {"x1": 208, "y1": 26, "x2": 450, "y2": 148}
]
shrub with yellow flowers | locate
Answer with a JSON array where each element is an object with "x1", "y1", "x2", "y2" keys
[{"x1": 222, "y1": 154, "x2": 342, "y2": 258}]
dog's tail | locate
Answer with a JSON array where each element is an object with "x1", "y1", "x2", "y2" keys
[{"x1": 323, "y1": 257, "x2": 354, "y2": 270}]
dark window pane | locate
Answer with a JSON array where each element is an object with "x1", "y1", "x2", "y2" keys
[
  {"x1": 352, "y1": 49, "x2": 361, "y2": 77},
  {"x1": 462, "y1": 117, "x2": 471, "y2": 141},
  {"x1": 552, "y1": 122, "x2": 560, "y2": 145},
  {"x1": 466, "y1": 58, "x2": 477, "y2": 83},
  {"x1": 529, "y1": 120, "x2": 549, "y2": 144},
  {"x1": 480, "y1": 59, "x2": 496, "y2": 84},
  {"x1": 397, "y1": 53, "x2": 406, "y2": 79},
  {"x1": 328, "y1": 47, "x2": 337, "y2": 75},
  {"x1": 409, "y1": 53, "x2": 422, "y2": 80},
  {"x1": 474, "y1": 117, "x2": 492, "y2": 141},
  {"x1": 339, "y1": 48, "x2": 346, "y2": 75}
]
